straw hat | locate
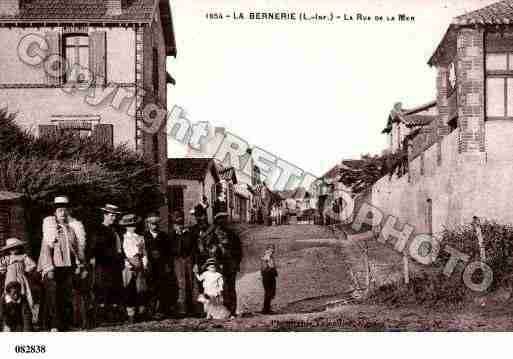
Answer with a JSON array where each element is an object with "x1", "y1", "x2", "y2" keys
[
  {"x1": 214, "y1": 212, "x2": 229, "y2": 221},
  {"x1": 118, "y1": 214, "x2": 141, "y2": 227},
  {"x1": 0, "y1": 238, "x2": 27, "y2": 252},
  {"x1": 53, "y1": 196, "x2": 71, "y2": 208},
  {"x1": 203, "y1": 257, "x2": 218, "y2": 269},
  {"x1": 100, "y1": 204, "x2": 122, "y2": 214},
  {"x1": 146, "y1": 212, "x2": 161, "y2": 224}
]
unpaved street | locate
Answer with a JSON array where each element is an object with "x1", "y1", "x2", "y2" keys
[{"x1": 96, "y1": 223, "x2": 513, "y2": 331}]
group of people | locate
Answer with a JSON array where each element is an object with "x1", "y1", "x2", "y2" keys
[
  {"x1": 270, "y1": 205, "x2": 288, "y2": 226},
  {"x1": 0, "y1": 195, "x2": 248, "y2": 331}
]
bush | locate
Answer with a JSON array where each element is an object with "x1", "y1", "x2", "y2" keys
[{"x1": 369, "y1": 220, "x2": 513, "y2": 307}]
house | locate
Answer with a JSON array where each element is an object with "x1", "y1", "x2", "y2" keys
[
  {"x1": 372, "y1": 0, "x2": 513, "y2": 236},
  {"x1": 0, "y1": 192, "x2": 27, "y2": 248},
  {"x1": 234, "y1": 184, "x2": 252, "y2": 223},
  {"x1": 0, "y1": 0, "x2": 176, "y2": 230},
  {"x1": 314, "y1": 162, "x2": 353, "y2": 224},
  {"x1": 167, "y1": 158, "x2": 220, "y2": 225},
  {"x1": 382, "y1": 101, "x2": 439, "y2": 155}
]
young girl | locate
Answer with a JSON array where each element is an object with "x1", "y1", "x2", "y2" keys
[
  {"x1": 261, "y1": 244, "x2": 278, "y2": 314},
  {"x1": 0, "y1": 238, "x2": 36, "y2": 319},
  {"x1": 194, "y1": 258, "x2": 229, "y2": 319},
  {"x1": 120, "y1": 214, "x2": 148, "y2": 324}
]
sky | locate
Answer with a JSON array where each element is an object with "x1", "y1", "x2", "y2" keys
[{"x1": 167, "y1": 0, "x2": 499, "y2": 177}]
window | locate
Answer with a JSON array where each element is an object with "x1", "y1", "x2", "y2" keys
[
  {"x1": 486, "y1": 52, "x2": 513, "y2": 118},
  {"x1": 152, "y1": 135, "x2": 159, "y2": 164},
  {"x1": 153, "y1": 48, "x2": 159, "y2": 95},
  {"x1": 168, "y1": 186, "x2": 184, "y2": 213},
  {"x1": 64, "y1": 35, "x2": 89, "y2": 83}
]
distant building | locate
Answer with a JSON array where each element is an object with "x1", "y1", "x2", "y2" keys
[{"x1": 167, "y1": 158, "x2": 220, "y2": 225}]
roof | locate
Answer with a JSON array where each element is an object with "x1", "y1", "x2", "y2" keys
[
  {"x1": 382, "y1": 101, "x2": 437, "y2": 133},
  {"x1": 429, "y1": 1, "x2": 513, "y2": 65},
  {"x1": 219, "y1": 167, "x2": 238, "y2": 184},
  {"x1": 0, "y1": 0, "x2": 176, "y2": 56},
  {"x1": 320, "y1": 164, "x2": 340, "y2": 180},
  {"x1": 0, "y1": 191, "x2": 24, "y2": 202},
  {"x1": 168, "y1": 158, "x2": 219, "y2": 182},
  {"x1": 404, "y1": 115, "x2": 435, "y2": 128},
  {"x1": 452, "y1": 0, "x2": 513, "y2": 25}
]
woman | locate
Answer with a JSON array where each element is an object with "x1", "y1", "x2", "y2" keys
[{"x1": 120, "y1": 214, "x2": 148, "y2": 324}]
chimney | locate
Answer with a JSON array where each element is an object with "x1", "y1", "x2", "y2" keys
[
  {"x1": 0, "y1": 0, "x2": 20, "y2": 16},
  {"x1": 105, "y1": 0, "x2": 122, "y2": 16}
]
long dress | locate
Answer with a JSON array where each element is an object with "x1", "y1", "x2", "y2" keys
[{"x1": 0, "y1": 254, "x2": 36, "y2": 315}]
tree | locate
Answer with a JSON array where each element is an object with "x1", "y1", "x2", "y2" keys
[
  {"x1": 0, "y1": 109, "x2": 163, "y2": 252},
  {"x1": 338, "y1": 151, "x2": 407, "y2": 194}
]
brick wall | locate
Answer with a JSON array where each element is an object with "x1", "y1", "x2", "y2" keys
[
  {"x1": 456, "y1": 28, "x2": 486, "y2": 154},
  {"x1": 0, "y1": 0, "x2": 19, "y2": 16}
]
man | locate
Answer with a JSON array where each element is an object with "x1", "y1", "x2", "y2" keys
[
  {"x1": 195, "y1": 212, "x2": 242, "y2": 317},
  {"x1": 171, "y1": 210, "x2": 199, "y2": 317},
  {"x1": 144, "y1": 212, "x2": 176, "y2": 319},
  {"x1": 89, "y1": 204, "x2": 124, "y2": 325},
  {"x1": 37, "y1": 196, "x2": 87, "y2": 331}
]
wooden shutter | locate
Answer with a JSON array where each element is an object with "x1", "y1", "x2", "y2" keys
[
  {"x1": 38, "y1": 124, "x2": 58, "y2": 138},
  {"x1": 90, "y1": 31, "x2": 107, "y2": 86},
  {"x1": 229, "y1": 183, "x2": 234, "y2": 209},
  {"x1": 92, "y1": 124, "x2": 113, "y2": 147},
  {"x1": 0, "y1": 204, "x2": 9, "y2": 247},
  {"x1": 45, "y1": 31, "x2": 61, "y2": 85}
]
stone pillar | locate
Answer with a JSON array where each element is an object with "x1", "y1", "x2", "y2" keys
[
  {"x1": 456, "y1": 28, "x2": 486, "y2": 161},
  {"x1": 105, "y1": 0, "x2": 122, "y2": 16},
  {"x1": 0, "y1": 0, "x2": 20, "y2": 16}
]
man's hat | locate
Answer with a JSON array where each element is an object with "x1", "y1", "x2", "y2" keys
[
  {"x1": 203, "y1": 257, "x2": 218, "y2": 268},
  {"x1": 53, "y1": 196, "x2": 71, "y2": 208},
  {"x1": 100, "y1": 204, "x2": 122, "y2": 214},
  {"x1": 146, "y1": 212, "x2": 161, "y2": 224},
  {"x1": 118, "y1": 214, "x2": 141, "y2": 227},
  {"x1": 214, "y1": 212, "x2": 229, "y2": 221},
  {"x1": 0, "y1": 238, "x2": 27, "y2": 252}
]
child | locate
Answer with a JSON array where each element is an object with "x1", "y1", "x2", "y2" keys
[
  {"x1": 261, "y1": 244, "x2": 278, "y2": 314},
  {"x1": 0, "y1": 238, "x2": 36, "y2": 319},
  {"x1": 120, "y1": 214, "x2": 149, "y2": 324},
  {"x1": 0, "y1": 281, "x2": 32, "y2": 331},
  {"x1": 193, "y1": 258, "x2": 229, "y2": 319}
]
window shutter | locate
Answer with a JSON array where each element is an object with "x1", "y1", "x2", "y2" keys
[
  {"x1": 45, "y1": 31, "x2": 61, "y2": 85},
  {"x1": 90, "y1": 31, "x2": 107, "y2": 86},
  {"x1": 92, "y1": 124, "x2": 113, "y2": 147},
  {"x1": 38, "y1": 124, "x2": 58, "y2": 138},
  {"x1": 0, "y1": 205, "x2": 9, "y2": 247},
  {"x1": 229, "y1": 183, "x2": 234, "y2": 209}
]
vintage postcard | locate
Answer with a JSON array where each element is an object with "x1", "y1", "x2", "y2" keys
[{"x1": 0, "y1": 0, "x2": 512, "y2": 355}]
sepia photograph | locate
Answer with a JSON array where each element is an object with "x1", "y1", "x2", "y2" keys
[{"x1": 0, "y1": 0, "x2": 513, "y2": 356}]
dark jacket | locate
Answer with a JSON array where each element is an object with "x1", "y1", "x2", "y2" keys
[
  {"x1": 197, "y1": 224, "x2": 242, "y2": 274},
  {"x1": 144, "y1": 231, "x2": 172, "y2": 274},
  {"x1": 170, "y1": 226, "x2": 198, "y2": 258},
  {"x1": 90, "y1": 225, "x2": 123, "y2": 268},
  {"x1": 0, "y1": 295, "x2": 32, "y2": 332}
]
